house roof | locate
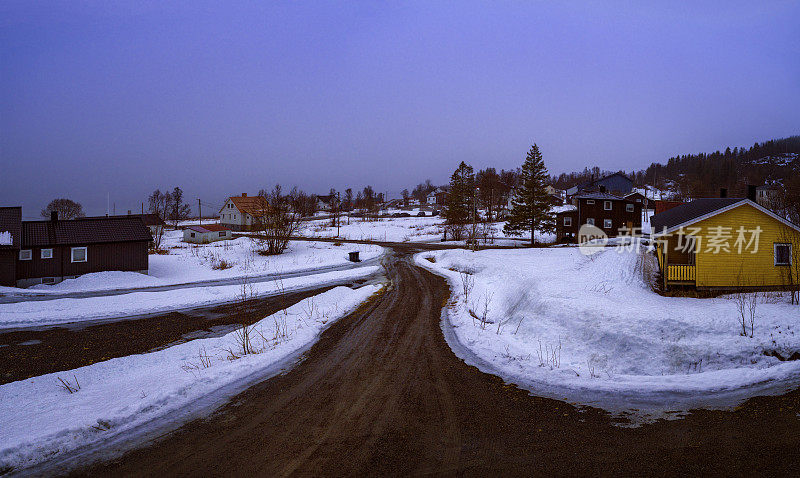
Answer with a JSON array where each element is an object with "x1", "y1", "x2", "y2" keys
[
  {"x1": 223, "y1": 195, "x2": 270, "y2": 216},
  {"x1": 568, "y1": 172, "x2": 633, "y2": 193},
  {"x1": 650, "y1": 198, "x2": 800, "y2": 235},
  {"x1": 187, "y1": 224, "x2": 231, "y2": 233},
  {"x1": 0, "y1": 207, "x2": 22, "y2": 249},
  {"x1": 98, "y1": 213, "x2": 166, "y2": 227},
  {"x1": 21, "y1": 216, "x2": 152, "y2": 247},
  {"x1": 573, "y1": 192, "x2": 629, "y2": 201}
]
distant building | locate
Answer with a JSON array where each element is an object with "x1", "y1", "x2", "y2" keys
[
  {"x1": 0, "y1": 208, "x2": 152, "y2": 288},
  {"x1": 566, "y1": 172, "x2": 633, "y2": 197},
  {"x1": 315, "y1": 194, "x2": 336, "y2": 212},
  {"x1": 183, "y1": 224, "x2": 232, "y2": 244},
  {"x1": 219, "y1": 193, "x2": 270, "y2": 231},
  {"x1": 756, "y1": 184, "x2": 782, "y2": 210}
]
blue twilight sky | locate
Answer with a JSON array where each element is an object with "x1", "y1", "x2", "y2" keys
[{"x1": 1, "y1": 1, "x2": 798, "y2": 216}]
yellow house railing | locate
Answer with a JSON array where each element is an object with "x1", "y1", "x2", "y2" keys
[{"x1": 667, "y1": 264, "x2": 696, "y2": 282}]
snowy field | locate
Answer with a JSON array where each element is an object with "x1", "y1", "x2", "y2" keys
[
  {"x1": 0, "y1": 232, "x2": 383, "y2": 295},
  {"x1": 299, "y1": 215, "x2": 445, "y2": 242},
  {"x1": 0, "y1": 284, "x2": 381, "y2": 472},
  {"x1": 0, "y1": 266, "x2": 379, "y2": 329},
  {"x1": 298, "y1": 215, "x2": 555, "y2": 244},
  {"x1": 416, "y1": 247, "x2": 800, "y2": 410}
]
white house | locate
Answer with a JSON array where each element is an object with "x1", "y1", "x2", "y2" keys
[
  {"x1": 219, "y1": 193, "x2": 270, "y2": 231},
  {"x1": 183, "y1": 224, "x2": 232, "y2": 244}
]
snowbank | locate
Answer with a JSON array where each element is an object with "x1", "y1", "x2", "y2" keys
[
  {"x1": 0, "y1": 266, "x2": 379, "y2": 329},
  {"x1": 0, "y1": 284, "x2": 381, "y2": 472},
  {"x1": 416, "y1": 247, "x2": 800, "y2": 405}
]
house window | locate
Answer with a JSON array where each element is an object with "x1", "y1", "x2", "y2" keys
[
  {"x1": 586, "y1": 218, "x2": 595, "y2": 226},
  {"x1": 41, "y1": 248, "x2": 53, "y2": 259},
  {"x1": 604, "y1": 219, "x2": 612, "y2": 229},
  {"x1": 219, "y1": 231, "x2": 226, "y2": 237},
  {"x1": 563, "y1": 217, "x2": 572, "y2": 226},
  {"x1": 190, "y1": 232, "x2": 196, "y2": 238},
  {"x1": 71, "y1": 246, "x2": 87, "y2": 263},
  {"x1": 19, "y1": 249, "x2": 32, "y2": 261},
  {"x1": 604, "y1": 201, "x2": 612, "y2": 210},
  {"x1": 636, "y1": 198, "x2": 642, "y2": 203},
  {"x1": 626, "y1": 204, "x2": 634, "y2": 213},
  {"x1": 586, "y1": 199, "x2": 595, "y2": 205},
  {"x1": 775, "y1": 243, "x2": 792, "y2": 266}
]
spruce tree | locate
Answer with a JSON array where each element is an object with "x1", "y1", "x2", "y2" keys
[
  {"x1": 503, "y1": 144, "x2": 555, "y2": 244},
  {"x1": 444, "y1": 162, "x2": 475, "y2": 240}
]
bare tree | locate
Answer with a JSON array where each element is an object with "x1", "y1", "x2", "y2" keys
[
  {"x1": 41, "y1": 198, "x2": 85, "y2": 220},
  {"x1": 168, "y1": 186, "x2": 192, "y2": 228},
  {"x1": 255, "y1": 187, "x2": 302, "y2": 255},
  {"x1": 147, "y1": 189, "x2": 171, "y2": 249}
]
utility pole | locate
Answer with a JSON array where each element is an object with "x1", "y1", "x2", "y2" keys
[
  {"x1": 142, "y1": 202, "x2": 144, "y2": 214},
  {"x1": 198, "y1": 198, "x2": 202, "y2": 225},
  {"x1": 336, "y1": 192, "x2": 341, "y2": 237}
]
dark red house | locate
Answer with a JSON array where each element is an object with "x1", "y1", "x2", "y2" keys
[
  {"x1": 555, "y1": 192, "x2": 642, "y2": 243},
  {"x1": 0, "y1": 209, "x2": 152, "y2": 288}
]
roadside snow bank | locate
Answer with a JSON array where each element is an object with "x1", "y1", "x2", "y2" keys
[
  {"x1": 416, "y1": 248, "x2": 800, "y2": 399},
  {"x1": 0, "y1": 284, "x2": 381, "y2": 472},
  {"x1": 0, "y1": 266, "x2": 379, "y2": 329}
]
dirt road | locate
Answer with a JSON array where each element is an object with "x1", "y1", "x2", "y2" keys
[{"x1": 66, "y1": 247, "x2": 800, "y2": 476}]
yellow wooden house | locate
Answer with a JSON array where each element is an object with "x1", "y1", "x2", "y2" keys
[{"x1": 651, "y1": 198, "x2": 799, "y2": 290}]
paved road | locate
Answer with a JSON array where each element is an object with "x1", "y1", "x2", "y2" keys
[{"x1": 53, "y1": 245, "x2": 799, "y2": 476}]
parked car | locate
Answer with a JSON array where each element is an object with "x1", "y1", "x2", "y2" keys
[{"x1": 417, "y1": 211, "x2": 426, "y2": 217}]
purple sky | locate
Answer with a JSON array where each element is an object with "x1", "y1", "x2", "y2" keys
[{"x1": 2, "y1": 1, "x2": 798, "y2": 216}]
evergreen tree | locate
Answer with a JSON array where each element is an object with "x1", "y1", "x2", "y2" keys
[
  {"x1": 503, "y1": 144, "x2": 554, "y2": 244},
  {"x1": 444, "y1": 162, "x2": 475, "y2": 240}
]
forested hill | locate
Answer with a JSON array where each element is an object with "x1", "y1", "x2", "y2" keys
[
  {"x1": 552, "y1": 135, "x2": 800, "y2": 199},
  {"x1": 644, "y1": 135, "x2": 800, "y2": 198}
]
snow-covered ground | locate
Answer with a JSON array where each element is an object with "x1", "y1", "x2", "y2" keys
[
  {"x1": 0, "y1": 266, "x2": 379, "y2": 329},
  {"x1": 0, "y1": 232, "x2": 383, "y2": 295},
  {"x1": 0, "y1": 284, "x2": 381, "y2": 472},
  {"x1": 298, "y1": 215, "x2": 557, "y2": 244},
  {"x1": 416, "y1": 246, "x2": 800, "y2": 414},
  {"x1": 299, "y1": 216, "x2": 445, "y2": 242}
]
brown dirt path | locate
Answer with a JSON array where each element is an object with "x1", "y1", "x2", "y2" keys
[{"x1": 62, "y1": 248, "x2": 800, "y2": 476}]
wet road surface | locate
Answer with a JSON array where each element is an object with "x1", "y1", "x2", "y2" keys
[{"x1": 58, "y1": 247, "x2": 800, "y2": 477}]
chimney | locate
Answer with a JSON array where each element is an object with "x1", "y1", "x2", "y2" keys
[
  {"x1": 51, "y1": 211, "x2": 58, "y2": 222},
  {"x1": 242, "y1": 193, "x2": 247, "y2": 197},
  {"x1": 719, "y1": 188, "x2": 728, "y2": 198},
  {"x1": 747, "y1": 185, "x2": 757, "y2": 202}
]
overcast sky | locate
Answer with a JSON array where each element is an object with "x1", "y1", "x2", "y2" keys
[{"x1": 1, "y1": 1, "x2": 798, "y2": 216}]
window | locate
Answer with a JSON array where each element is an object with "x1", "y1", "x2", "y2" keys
[
  {"x1": 586, "y1": 218, "x2": 595, "y2": 226},
  {"x1": 19, "y1": 249, "x2": 32, "y2": 261},
  {"x1": 604, "y1": 201, "x2": 612, "y2": 210},
  {"x1": 190, "y1": 232, "x2": 196, "y2": 238},
  {"x1": 636, "y1": 198, "x2": 642, "y2": 203},
  {"x1": 604, "y1": 219, "x2": 612, "y2": 229},
  {"x1": 41, "y1": 248, "x2": 53, "y2": 259},
  {"x1": 71, "y1": 246, "x2": 87, "y2": 263},
  {"x1": 586, "y1": 199, "x2": 595, "y2": 205},
  {"x1": 775, "y1": 243, "x2": 792, "y2": 266},
  {"x1": 219, "y1": 231, "x2": 226, "y2": 237},
  {"x1": 563, "y1": 217, "x2": 572, "y2": 226},
  {"x1": 626, "y1": 204, "x2": 634, "y2": 213}
]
